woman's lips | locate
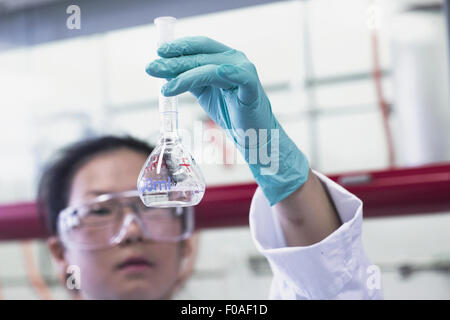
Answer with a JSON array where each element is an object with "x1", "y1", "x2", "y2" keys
[{"x1": 116, "y1": 257, "x2": 154, "y2": 272}]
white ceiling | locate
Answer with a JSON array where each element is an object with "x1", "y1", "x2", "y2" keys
[
  {"x1": 0, "y1": 0, "x2": 443, "y2": 16},
  {"x1": 0, "y1": 0, "x2": 63, "y2": 13}
]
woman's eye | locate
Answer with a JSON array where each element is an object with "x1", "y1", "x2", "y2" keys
[{"x1": 90, "y1": 207, "x2": 112, "y2": 215}]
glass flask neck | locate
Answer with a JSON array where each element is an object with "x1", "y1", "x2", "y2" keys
[
  {"x1": 159, "y1": 93, "x2": 179, "y2": 140},
  {"x1": 160, "y1": 111, "x2": 178, "y2": 138}
]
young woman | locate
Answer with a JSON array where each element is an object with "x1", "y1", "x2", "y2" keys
[{"x1": 40, "y1": 136, "x2": 196, "y2": 299}]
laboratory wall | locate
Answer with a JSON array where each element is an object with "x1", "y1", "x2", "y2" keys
[{"x1": 0, "y1": 0, "x2": 449, "y2": 299}]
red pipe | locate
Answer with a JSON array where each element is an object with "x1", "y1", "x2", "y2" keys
[
  {"x1": 332, "y1": 163, "x2": 450, "y2": 217},
  {"x1": 0, "y1": 202, "x2": 46, "y2": 240},
  {"x1": 1, "y1": 163, "x2": 450, "y2": 240},
  {"x1": 371, "y1": 30, "x2": 396, "y2": 168}
]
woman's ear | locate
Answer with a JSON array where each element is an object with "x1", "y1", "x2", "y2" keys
[
  {"x1": 173, "y1": 231, "x2": 200, "y2": 294},
  {"x1": 181, "y1": 233, "x2": 196, "y2": 259},
  {"x1": 47, "y1": 236, "x2": 69, "y2": 285}
]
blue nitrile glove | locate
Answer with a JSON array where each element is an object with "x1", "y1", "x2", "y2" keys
[{"x1": 146, "y1": 36, "x2": 309, "y2": 205}]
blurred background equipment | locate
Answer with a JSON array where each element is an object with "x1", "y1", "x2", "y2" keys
[
  {"x1": 0, "y1": 0, "x2": 449, "y2": 299},
  {"x1": 391, "y1": 2, "x2": 450, "y2": 166}
]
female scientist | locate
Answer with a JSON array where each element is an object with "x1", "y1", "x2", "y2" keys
[{"x1": 40, "y1": 36, "x2": 382, "y2": 299}]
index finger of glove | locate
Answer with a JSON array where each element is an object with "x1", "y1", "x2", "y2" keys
[
  {"x1": 157, "y1": 36, "x2": 231, "y2": 58},
  {"x1": 146, "y1": 50, "x2": 240, "y2": 78}
]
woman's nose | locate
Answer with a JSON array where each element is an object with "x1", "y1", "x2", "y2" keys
[{"x1": 117, "y1": 212, "x2": 146, "y2": 245}]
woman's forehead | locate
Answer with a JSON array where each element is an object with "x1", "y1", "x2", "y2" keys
[{"x1": 68, "y1": 149, "x2": 146, "y2": 205}]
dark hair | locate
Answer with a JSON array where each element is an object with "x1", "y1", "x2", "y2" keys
[{"x1": 37, "y1": 135, "x2": 154, "y2": 236}]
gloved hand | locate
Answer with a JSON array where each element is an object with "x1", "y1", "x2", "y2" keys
[{"x1": 146, "y1": 36, "x2": 309, "y2": 205}]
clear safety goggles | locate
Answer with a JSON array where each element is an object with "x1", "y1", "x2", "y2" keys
[{"x1": 57, "y1": 190, "x2": 194, "y2": 250}]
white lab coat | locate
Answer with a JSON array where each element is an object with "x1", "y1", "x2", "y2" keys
[{"x1": 249, "y1": 171, "x2": 383, "y2": 299}]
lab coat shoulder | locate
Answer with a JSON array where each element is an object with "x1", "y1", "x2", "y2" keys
[{"x1": 249, "y1": 170, "x2": 383, "y2": 300}]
